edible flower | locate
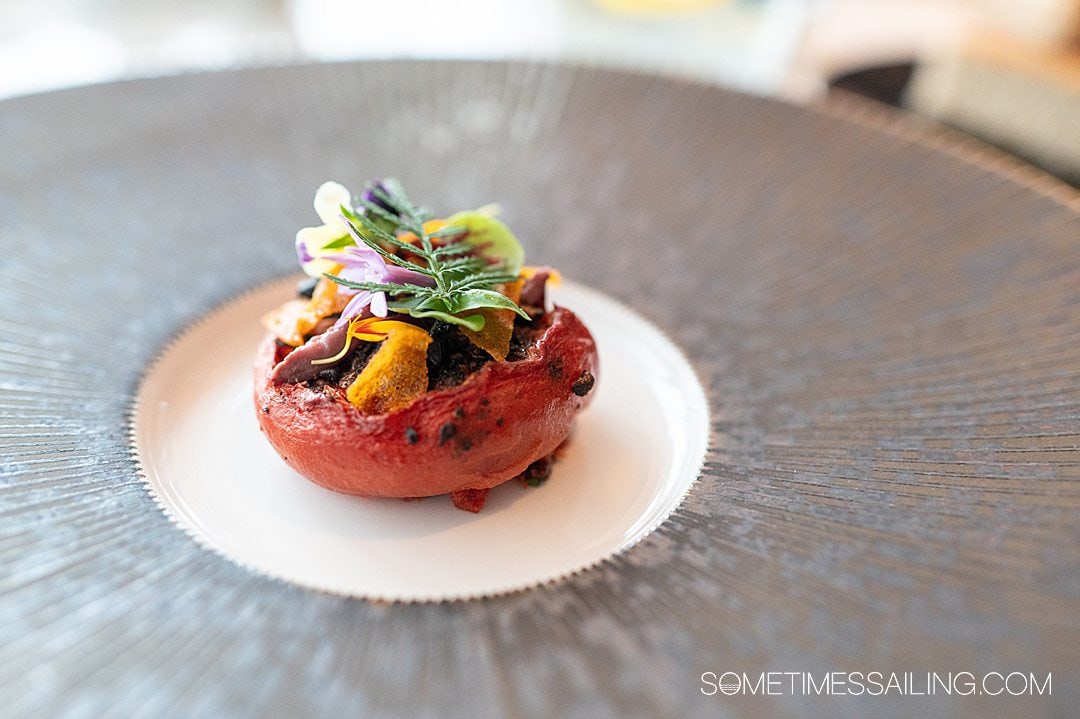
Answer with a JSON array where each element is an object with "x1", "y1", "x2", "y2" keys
[
  {"x1": 322, "y1": 244, "x2": 434, "y2": 325},
  {"x1": 361, "y1": 179, "x2": 395, "y2": 214},
  {"x1": 297, "y1": 177, "x2": 529, "y2": 344},
  {"x1": 311, "y1": 316, "x2": 396, "y2": 366},
  {"x1": 295, "y1": 181, "x2": 354, "y2": 278}
]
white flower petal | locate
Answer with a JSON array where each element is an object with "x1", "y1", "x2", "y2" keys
[
  {"x1": 296, "y1": 225, "x2": 349, "y2": 278},
  {"x1": 300, "y1": 256, "x2": 340, "y2": 279},
  {"x1": 296, "y1": 224, "x2": 344, "y2": 253},
  {"x1": 313, "y1": 181, "x2": 351, "y2": 228},
  {"x1": 371, "y1": 292, "x2": 388, "y2": 317}
]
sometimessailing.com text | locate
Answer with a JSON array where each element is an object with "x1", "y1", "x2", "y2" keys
[{"x1": 701, "y1": 671, "x2": 1051, "y2": 697}]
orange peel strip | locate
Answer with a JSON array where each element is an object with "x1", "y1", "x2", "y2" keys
[
  {"x1": 261, "y1": 273, "x2": 348, "y2": 346},
  {"x1": 345, "y1": 321, "x2": 432, "y2": 415},
  {"x1": 461, "y1": 280, "x2": 524, "y2": 361}
]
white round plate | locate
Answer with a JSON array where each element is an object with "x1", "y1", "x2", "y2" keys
[{"x1": 131, "y1": 277, "x2": 709, "y2": 601}]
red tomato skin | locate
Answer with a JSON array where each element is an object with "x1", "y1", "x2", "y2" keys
[{"x1": 254, "y1": 307, "x2": 598, "y2": 497}]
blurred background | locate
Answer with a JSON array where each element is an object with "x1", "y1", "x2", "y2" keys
[{"x1": 1, "y1": 0, "x2": 1077, "y2": 185}]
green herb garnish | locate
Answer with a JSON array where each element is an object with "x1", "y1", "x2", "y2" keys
[{"x1": 326, "y1": 178, "x2": 529, "y2": 332}]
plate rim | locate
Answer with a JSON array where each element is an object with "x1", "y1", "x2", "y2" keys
[{"x1": 128, "y1": 274, "x2": 713, "y2": 603}]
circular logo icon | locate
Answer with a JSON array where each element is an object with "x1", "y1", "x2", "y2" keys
[{"x1": 718, "y1": 672, "x2": 741, "y2": 696}]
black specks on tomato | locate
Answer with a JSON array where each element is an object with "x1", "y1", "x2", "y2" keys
[
  {"x1": 572, "y1": 370, "x2": 595, "y2": 397},
  {"x1": 438, "y1": 422, "x2": 457, "y2": 446}
]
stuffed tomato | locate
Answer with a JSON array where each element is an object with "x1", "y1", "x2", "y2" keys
[{"x1": 254, "y1": 178, "x2": 597, "y2": 512}]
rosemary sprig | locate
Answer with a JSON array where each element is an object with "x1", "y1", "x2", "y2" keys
[{"x1": 326, "y1": 179, "x2": 530, "y2": 330}]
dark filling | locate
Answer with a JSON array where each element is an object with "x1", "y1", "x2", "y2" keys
[
  {"x1": 302, "y1": 302, "x2": 550, "y2": 397},
  {"x1": 518, "y1": 453, "x2": 555, "y2": 487},
  {"x1": 426, "y1": 320, "x2": 494, "y2": 391},
  {"x1": 302, "y1": 340, "x2": 380, "y2": 393}
]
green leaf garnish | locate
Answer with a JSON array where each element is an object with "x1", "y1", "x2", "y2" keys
[
  {"x1": 445, "y1": 210, "x2": 525, "y2": 276},
  {"x1": 319, "y1": 234, "x2": 355, "y2": 251},
  {"x1": 328, "y1": 178, "x2": 530, "y2": 330},
  {"x1": 387, "y1": 296, "x2": 487, "y2": 332},
  {"x1": 394, "y1": 307, "x2": 486, "y2": 332},
  {"x1": 444, "y1": 289, "x2": 531, "y2": 319}
]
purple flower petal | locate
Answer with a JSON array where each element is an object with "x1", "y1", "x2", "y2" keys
[
  {"x1": 321, "y1": 237, "x2": 435, "y2": 321},
  {"x1": 325, "y1": 244, "x2": 434, "y2": 288},
  {"x1": 386, "y1": 265, "x2": 435, "y2": 287},
  {"x1": 334, "y1": 291, "x2": 373, "y2": 327},
  {"x1": 296, "y1": 240, "x2": 314, "y2": 264},
  {"x1": 322, "y1": 245, "x2": 383, "y2": 267},
  {"x1": 362, "y1": 180, "x2": 394, "y2": 214}
]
